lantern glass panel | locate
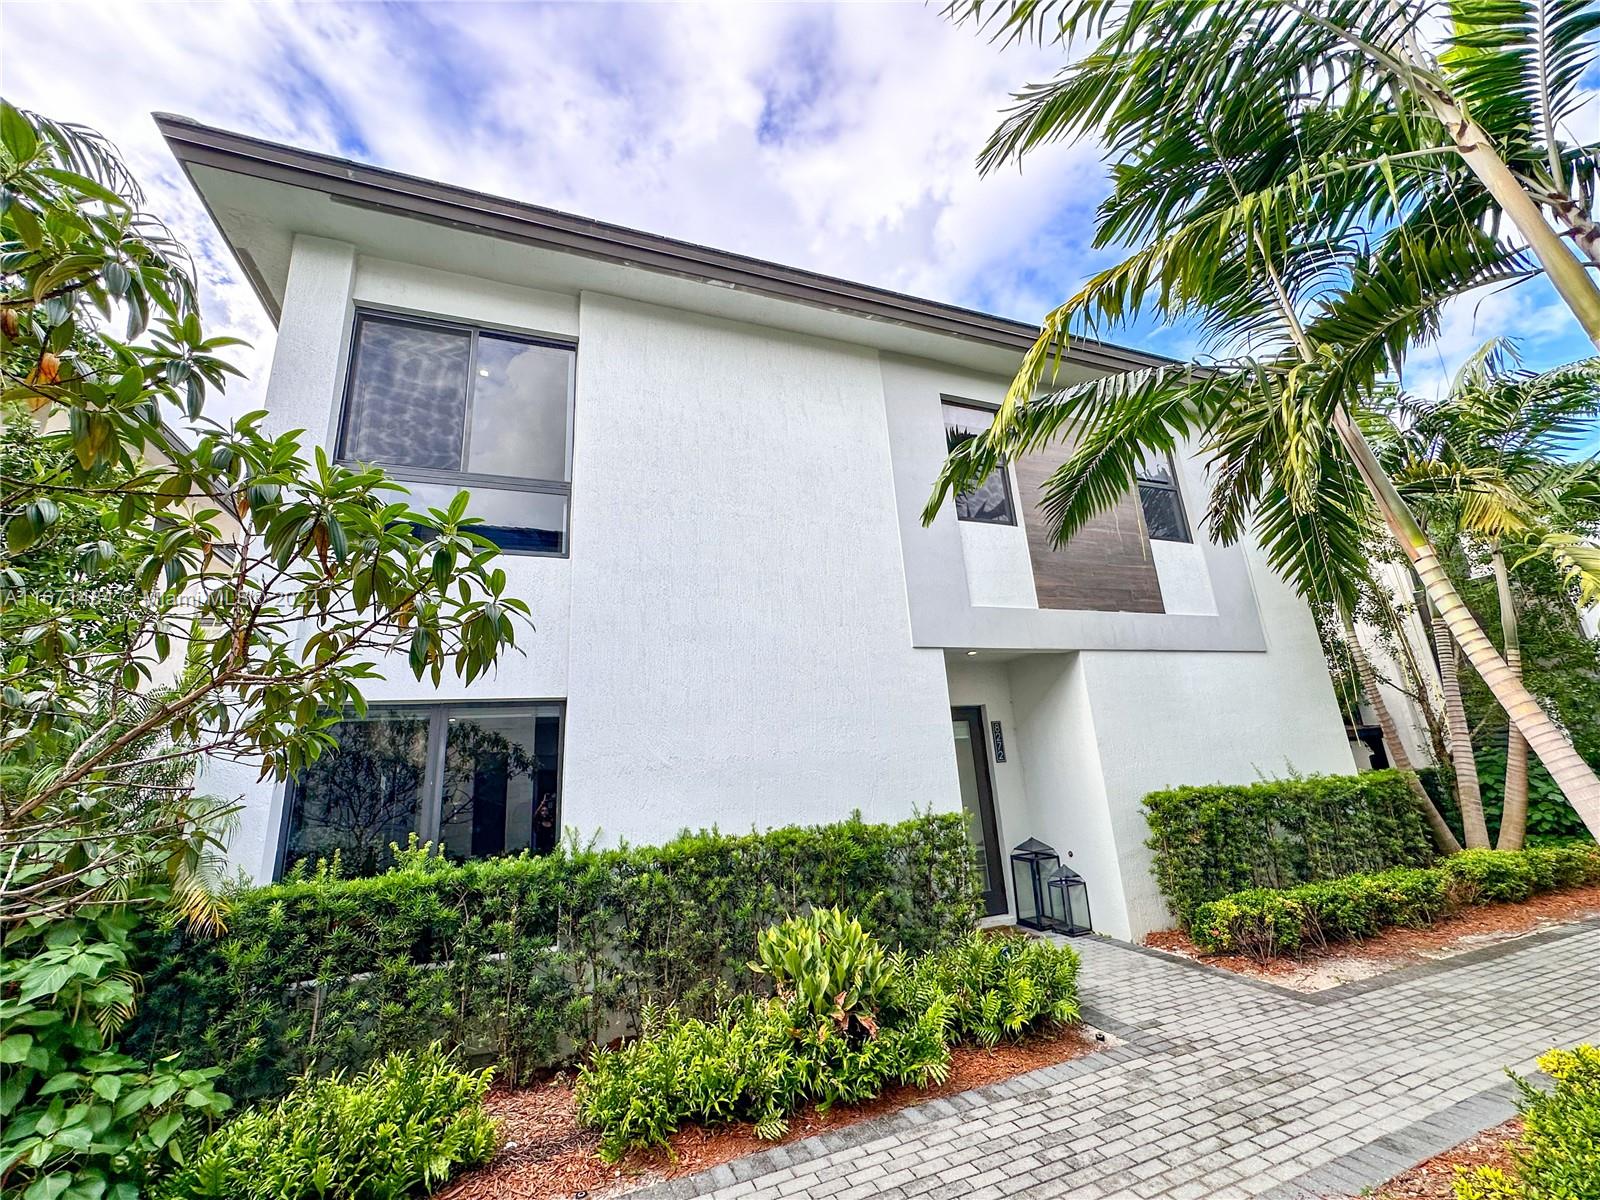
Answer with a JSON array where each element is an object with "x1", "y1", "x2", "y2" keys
[{"x1": 1012, "y1": 857, "x2": 1039, "y2": 926}]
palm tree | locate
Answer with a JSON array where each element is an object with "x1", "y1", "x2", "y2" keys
[
  {"x1": 1334, "y1": 597, "x2": 1464, "y2": 851},
  {"x1": 1379, "y1": 347, "x2": 1600, "y2": 847},
  {"x1": 931, "y1": 0, "x2": 1600, "y2": 833}
]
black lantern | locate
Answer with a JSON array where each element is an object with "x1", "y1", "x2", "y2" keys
[
  {"x1": 1046, "y1": 865, "x2": 1093, "y2": 936},
  {"x1": 1010, "y1": 838, "x2": 1060, "y2": 931}
]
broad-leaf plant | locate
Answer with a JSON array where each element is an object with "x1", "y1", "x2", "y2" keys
[{"x1": 0, "y1": 100, "x2": 529, "y2": 1198}]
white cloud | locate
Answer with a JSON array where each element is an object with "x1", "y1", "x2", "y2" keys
[
  {"x1": 0, "y1": 0, "x2": 1108, "y2": 422},
  {"x1": 1399, "y1": 279, "x2": 1592, "y2": 402}
]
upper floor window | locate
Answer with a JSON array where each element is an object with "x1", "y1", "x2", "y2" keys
[
  {"x1": 338, "y1": 311, "x2": 574, "y2": 554},
  {"x1": 943, "y1": 401, "x2": 1015, "y2": 525},
  {"x1": 1136, "y1": 452, "x2": 1191, "y2": 542}
]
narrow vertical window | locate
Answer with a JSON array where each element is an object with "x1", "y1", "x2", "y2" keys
[
  {"x1": 942, "y1": 401, "x2": 1015, "y2": 525},
  {"x1": 1135, "y1": 452, "x2": 1191, "y2": 542}
]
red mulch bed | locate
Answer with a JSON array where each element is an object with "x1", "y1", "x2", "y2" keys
[
  {"x1": 437, "y1": 1024, "x2": 1101, "y2": 1200},
  {"x1": 1144, "y1": 883, "x2": 1600, "y2": 986},
  {"x1": 1366, "y1": 1118, "x2": 1523, "y2": 1199}
]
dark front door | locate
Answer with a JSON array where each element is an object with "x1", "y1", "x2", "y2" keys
[{"x1": 952, "y1": 707, "x2": 1007, "y2": 916}]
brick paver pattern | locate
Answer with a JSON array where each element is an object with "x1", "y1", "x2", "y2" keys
[{"x1": 629, "y1": 924, "x2": 1600, "y2": 1200}]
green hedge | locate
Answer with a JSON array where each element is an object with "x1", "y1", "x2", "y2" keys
[
  {"x1": 129, "y1": 811, "x2": 979, "y2": 1101},
  {"x1": 1143, "y1": 771, "x2": 1436, "y2": 926},
  {"x1": 1189, "y1": 845, "x2": 1600, "y2": 959}
]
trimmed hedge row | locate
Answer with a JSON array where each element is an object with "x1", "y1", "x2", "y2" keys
[
  {"x1": 1189, "y1": 845, "x2": 1600, "y2": 960},
  {"x1": 1143, "y1": 771, "x2": 1435, "y2": 926},
  {"x1": 129, "y1": 811, "x2": 979, "y2": 1101}
]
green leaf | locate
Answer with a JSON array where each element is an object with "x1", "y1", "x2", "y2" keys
[
  {"x1": 23, "y1": 1173, "x2": 71, "y2": 1200},
  {"x1": 0, "y1": 1034, "x2": 32, "y2": 1065},
  {"x1": 1, "y1": 100, "x2": 39, "y2": 162}
]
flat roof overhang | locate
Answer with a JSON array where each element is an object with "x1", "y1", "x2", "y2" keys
[{"x1": 155, "y1": 113, "x2": 1175, "y2": 379}]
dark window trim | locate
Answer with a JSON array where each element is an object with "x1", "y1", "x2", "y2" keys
[
  {"x1": 940, "y1": 396, "x2": 1017, "y2": 527},
  {"x1": 1134, "y1": 451, "x2": 1192, "y2": 543},
  {"x1": 334, "y1": 307, "x2": 577, "y2": 557},
  {"x1": 274, "y1": 698, "x2": 566, "y2": 880}
]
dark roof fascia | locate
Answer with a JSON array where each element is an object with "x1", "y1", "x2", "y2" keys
[{"x1": 153, "y1": 113, "x2": 1178, "y2": 376}]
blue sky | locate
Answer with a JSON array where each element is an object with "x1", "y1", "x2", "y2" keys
[{"x1": 2, "y1": 0, "x2": 1595, "y2": 452}]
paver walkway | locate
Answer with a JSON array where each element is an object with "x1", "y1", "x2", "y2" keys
[{"x1": 630, "y1": 921, "x2": 1600, "y2": 1200}]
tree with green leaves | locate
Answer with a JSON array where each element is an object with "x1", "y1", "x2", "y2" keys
[
  {"x1": 932, "y1": 0, "x2": 1600, "y2": 833},
  {"x1": 0, "y1": 101, "x2": 531, "y2": 1197},
  {"x1": 1379, "y1": 345, "x2": 1600, "y2": 847}
]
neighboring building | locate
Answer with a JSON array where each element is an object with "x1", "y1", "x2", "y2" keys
[
  {"x1": 1345, "y1": 561, "x2": 1441, "y2": 772},
  {"x1": 163, "y1": 115, "x2": 1357, "y2": 940}
]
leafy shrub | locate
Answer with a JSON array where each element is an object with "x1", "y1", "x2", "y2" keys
[
  {"x1": 910, "y1": 931, "x2": 1081, "y2": 1046},
  {"x1": 752, "y1": 908, "x2": 893, "y2": 1034},
  {"x1": 575, "y1": 917, "x2": 1081, "y2": 1162},
  {"x1": 1454, "y1": 1045, "x2": 1600, "y2": 1200},
  {"x1": 155, "y1": 1045, "x2": 496, "y2": 1200},
  {"x1": 1191, "y1": 845, "x2": 1600, "y2": 959},
  {"x1": 130, "y1": 812, "x2": 978, "y2": 1101},
  {"x1": 0, "y1": 908, "x2": 231, "y2": 1200},
  {"x1": 1189, "y1": 888, "x2": 1309, "y2": 959},
  {"x1": 576, "y1": 984, "x2": 954, "y2": 1162},
  {"x1": 1143, "y1": 771, "x2": 1435, "y2": 926}
]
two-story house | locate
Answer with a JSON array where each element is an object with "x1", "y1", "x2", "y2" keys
[{"x1": 163, "y1": 114, "x2": 1358, "y2": 940}]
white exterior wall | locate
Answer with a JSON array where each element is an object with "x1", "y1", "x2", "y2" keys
[
  {"x1": 210, "y1": 237, "x2": 961, "y2": 878},
  {"x1": 1004, "y1": 653, "x2": 1133, "y2": 935},
  {"x1": 957, "y1": 517, "x2": 1037, "y2": 609},
  {"x1": 1353, "y1": 561, "x2": 1440, "y2": 768},
  {"x1": 1074, "y1": 542, "x2": 1360, "y2": 936},
  {"x1": 202, "y1": 218, "x2": 1357, "y2": 941},
  {"x1": 558, "y1": 293, "x2": 956, "y2": 844}
]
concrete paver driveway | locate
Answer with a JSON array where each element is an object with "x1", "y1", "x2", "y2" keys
[{"x1": 628, "y1": 922, "x2": 1600, "y2": 1199}]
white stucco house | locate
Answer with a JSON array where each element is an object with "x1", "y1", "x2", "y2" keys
[{"x1": 164, "y1": 114, "x2": 1358, "y2": 940}]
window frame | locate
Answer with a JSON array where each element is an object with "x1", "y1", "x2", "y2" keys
[
  {"x1": 334, "y1": 307, "x2": 578, "y2": 554},
  {"x1": 1135, "y1": 450, "x2": 1192, "y2": 543},
  {"x1": 940, "y1": 396, "x2": 1017, "y2": 527},
  {"x1": 274, "y1": 698, "x2": 566, "y2": 880}
]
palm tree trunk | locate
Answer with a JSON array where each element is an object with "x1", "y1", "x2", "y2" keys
[
  {"x1": 1418, "y1": 102, "x2": 1600, "y2": 349},
  {"x1": 1340, "y1": 610, "x2": 1462, "y2": 853},
  {"x1": 1328, "y1": 405, "x2": 1600, "y2": 839},
  {"x1": 1492, "y1": 547, "x2": 1530, "y2": 849},
  {"x1": 1383, "y1": 592, "x2": 1452, "y2": 773},
  {"x1": 1429, "y1": 603, "x2": 1491, "y2": 847}
]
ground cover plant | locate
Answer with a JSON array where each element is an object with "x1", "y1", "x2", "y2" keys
[
  {"x1": 154, "y1": 1045, "x2": 497, "y2": 1200},
  {"x1": 1453, "y1": 1045, "x2": 1600, "y2": 1200},
  {"x1": 1189, "y1": 845, "x2": 1600, "y2": 960},
  {"x1": 574, "y1": 912, "x2": 1081, "y2": 1162}
]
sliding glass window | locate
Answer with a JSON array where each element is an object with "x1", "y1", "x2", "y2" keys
[
  {"x1": 281, "y1": 702, "x2": 563, "y2": 877},
  {"x1": 338, "y1": 311, "x2": 575, "y2": 555}
]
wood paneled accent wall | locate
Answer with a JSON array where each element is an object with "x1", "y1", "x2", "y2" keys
[{"x1": 1012, "y1": 441, "x2": 1165, "y2": 613}]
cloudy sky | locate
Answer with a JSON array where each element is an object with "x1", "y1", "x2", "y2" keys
[{"x1": 2, "y1": 0, "x2": 1595, "y2": 450}]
